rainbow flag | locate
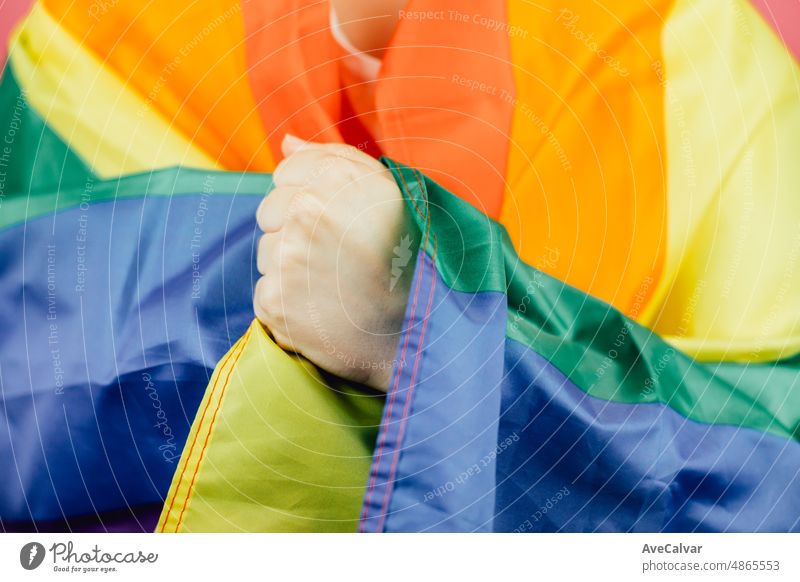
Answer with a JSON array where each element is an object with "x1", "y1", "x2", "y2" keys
[
  {"x1": 357, "y1": 161, "x2": 800, "y2": 532},
  {"x1": 1, "y1": 0, "x2": 799, "y2": 532}
]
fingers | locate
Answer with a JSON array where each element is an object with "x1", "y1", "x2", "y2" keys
[
  {"x1": 253, "y1": 275, "x2": 271, "y2": 326},
  {"x1": 253, "y1": 273, "x2": 299, "y2": 354},
  {"x1": 281, "y1": 133, "x2": 306, "y2": 157},
  {"x1": 275, "y1": 135, "x2": 386, "y2": 189},
  {"x1": 257, "y1": 186, "x2": 300, "y2": 233},
  {"x1": 281, "y1": 133, "x2": 381, "y2": 169},
  {"x1": 273, "y1": 149, "x2": 330, "y2": 188},
  {"x1": 256, "y1": 232, "x2": 281, "y2": 276}
]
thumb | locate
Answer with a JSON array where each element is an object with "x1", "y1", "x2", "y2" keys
[{"x1": 281, "y1": 133, "x2": 308, "y2": 157}]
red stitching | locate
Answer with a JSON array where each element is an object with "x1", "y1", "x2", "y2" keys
[
  {"x1": 359, "y1": 263, "x2": 421, "y2": 527},
  {"x1": 159, "y1": 333, "x2": 245, "y2": 532},
  {"x1": 172, "y1": 329, "x2": 250, "y2": 532},
  {"x1": 360, "y1": 166, "x2": 431, "y2": 529},
  {"x1": 408, "y1": 168, "x2": 429, "y2": 209},
  {"x1": 374, "y1": 237, "x2": 438, "y2": 532},
  {"x1": 392, "y1": 161, "x2": 426, "y2": 221}
]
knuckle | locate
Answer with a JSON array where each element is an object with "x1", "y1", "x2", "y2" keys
[
  {"x1": 272, "y1": 161, "x2": 292, "y2": 186},
  {"x1": 256, "y1": 197, "x2": 269, "y2": 230},
  {"x1": 253, "y1": 277, "x2": 272, "y2": 322},
  {"x1": 271, "y1": 328, "x2": 296, "y2": 353},
  {"x1": 288, "y1": 190, "x2": 313, "y2": 216},
  {"x1": 254, "y1": 276, "x2": 270, "y2": 308},
  {"x1": 292, "y1": 196, "x2": 325, "y2": 229},
  {"x1": 275, "y1": 242, "x2": 296, "y2": 271},
  {"x1": 331, "y1": 142, "x2": 362, "y2": 159},
  {"x1": 320, "y1": 154, "x2": 353, "y2": 180},
  {"x1": 308, "y1": 155, "x2": 335, "y2": 180},
  {"x1": 256, "y1": 235, "x2": 272, "y2": 275},
  {"x1": 285, "y1": 243, "x2": 310, "y2": 274}
]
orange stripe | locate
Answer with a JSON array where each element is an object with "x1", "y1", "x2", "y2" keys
[
  {"x1": 499, "y1": 0, "x2": 671, "y2": 316},
  {"x1": 42, "y1": 0, "x2": 274, "y2": 171}
]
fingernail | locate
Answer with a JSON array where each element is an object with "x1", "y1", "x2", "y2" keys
[{"x1": 282, "y1": 133, "x2": 305, "y2": 151}]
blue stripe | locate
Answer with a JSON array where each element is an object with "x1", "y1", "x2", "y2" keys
[
  {"x1": 363, "y1": 253, "x2": 800, "y2": 532},
  {"x1": 0, "y1": 193, "x2": 260, "y2": 523},
  {"x1": 360, "y1": 251, "x2": 506, "y2": 532}
]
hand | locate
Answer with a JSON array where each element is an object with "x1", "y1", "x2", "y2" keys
[{"x1": 253, "y1": 135, "x2": 416, "y2": 392}]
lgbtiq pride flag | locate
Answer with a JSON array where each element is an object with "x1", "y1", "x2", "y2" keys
[{"x1": 0, "y1": 0, "x2": 799, "y2": 531}]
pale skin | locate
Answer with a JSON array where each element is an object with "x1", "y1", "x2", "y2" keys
[
  {"x1": 328, "y1": 0, "x2": 408, "y2": 57},
  {"x1": 254, "y1": 136, "x2": 413, "y2": 392},
  {"x1": 253, "y1": 0, "x2": 414, "y2": 392},
  {"x1": 254, "y1": 1, "x2": 413, "y2": 392}
]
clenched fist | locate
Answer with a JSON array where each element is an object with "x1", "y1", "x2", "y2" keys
[{"x1": 253, "y1": 135, "x2": 417, "y2": 392}]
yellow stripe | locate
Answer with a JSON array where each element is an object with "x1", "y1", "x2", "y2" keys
[
  {"x1": 157, "y1": 333, "x2": 248, "y2": 533},
  {"x1": 43, "y1": 0, "x2": 275, "y2": 172},
  {"x1": 8, "y1": 3, "x2": 218, "y2": 177},
  {"x1": 643, "y1": 0, "x2": 800, "y2": 362},
  {"x1": 158, "y1": 319, "x2": 383, "y2": 533}
]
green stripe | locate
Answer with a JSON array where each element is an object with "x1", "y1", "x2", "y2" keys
[
  {"x1": 384, "y1": 158, "x2": 800, "y2": 442},
  {"x1": 0, "y1": 66, "x2": 272, "y2": 230},
  {"x1": 3, "y1": 70, "x2": 796, "y2": 443},
  {"x1": 0, "y1": 66, "x2": 94, "y2": 197},
  {"x1": 0, "y1": 166, "x2": 272, "y2": 231}
]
